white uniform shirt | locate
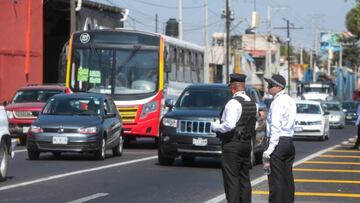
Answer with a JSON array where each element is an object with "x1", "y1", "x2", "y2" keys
[
  {"x1": 263, "y1": 90, "x2": 296, "y2": 157},
  {"x1": 211, "y1": 91, "x2": 250, "y2": 133}
]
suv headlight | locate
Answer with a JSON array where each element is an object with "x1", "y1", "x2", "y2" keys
[
  {"x1": 6, "y1": 110, "x2": 14, "y2": 119},
  {"x1": 141, "y1": 101, "x2": 158, "y2": 118},
  {"x1": 162, "y1": 118, "x2": 177, "y2": 128},
  {"x1": 30, "y1": 125, "x2": 43, "y2": 133}
]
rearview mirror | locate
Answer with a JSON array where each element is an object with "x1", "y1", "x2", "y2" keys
[{"x1": 165, "y1": 99, "x2": 175, "y2": 108}]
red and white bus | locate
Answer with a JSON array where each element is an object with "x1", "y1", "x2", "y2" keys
[{"x1": 65, "y1": 29, "x2": 204, "y2": 142}]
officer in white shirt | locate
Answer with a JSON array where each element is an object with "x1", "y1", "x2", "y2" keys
[
  {"x1": 212, "y1": 73, "x2": 257, "y2": 203},
  {"x1": 263, "y1": 74, "x2": 297, "y2": 203},
  {"x1": 353, "y1": 104, "x2": 360, "y2": 149}
]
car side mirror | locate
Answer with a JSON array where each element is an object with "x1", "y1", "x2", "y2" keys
[
  {"x1": 324, "y1": 111, "x2": 330, "y2": 115},
  {"x1": 104, "y1": 112, "x2": 116, "y2": 118},
  {"x1": 32, "y1": 111, "x2": 39, "y2": 117},
  {"x1": 165, "y1": 99, "x2": 175, "y2": 109},
  {"x1": 342, "y1": 109, "x2": 347, "y2": 113}
]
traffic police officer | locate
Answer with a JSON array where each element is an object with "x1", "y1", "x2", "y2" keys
[
  {"x1": 263, "y1": 74, "x2": 297, "y2": 203},
  {"x1": 212, "y1": 73, "x2": 257, "y2": 203}
]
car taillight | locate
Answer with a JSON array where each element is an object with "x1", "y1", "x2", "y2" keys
[{"x1": 30, "y1": 125, "x2": 43, "y2": 133}]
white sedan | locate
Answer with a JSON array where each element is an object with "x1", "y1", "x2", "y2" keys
[
  {"x1": 0, "y1": 106, "x2": 16, "y2": 181},
  {"x1": 294, "y1": 100, "x2": 330, "y2": 141}
]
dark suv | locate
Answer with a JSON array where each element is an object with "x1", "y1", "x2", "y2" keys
[
  {"x1": 158, "y1": 84, "x2": 267, "y2": 166},
  {"x1": 5, "y1": 85, "x2": 71, "y2": 145}
]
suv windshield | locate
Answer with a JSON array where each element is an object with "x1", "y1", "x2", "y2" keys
[
  {"x1": 12, "y1": 90, "x2": 62, "y2": 103},
  {"x1": 321, "y1": 103, "x2": 341, "y2": 111},
  {"x1": 177, "y1": 89, "x2": 232, "y2": 109}
]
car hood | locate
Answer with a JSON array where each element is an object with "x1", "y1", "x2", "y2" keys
[
  {"x1": 328, "y1": 111, "x2": 344, "y2": 116},
  {"x1": 165, "y1": 108, "x2": 221, "y2": 120},
  {"x1": 34, "y1": 115, "x2": 101, "y2": 128},
  {"x1": 5, "y1": 102, "x2": 45, "y2": 111},
  {"x1": 295, "y1": 113, "x2": 323, "y2": 122}
]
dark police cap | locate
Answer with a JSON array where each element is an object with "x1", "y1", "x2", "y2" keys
[
  {"x1": 229, "y1": 73, "x2": 246, "y2": 83},
  {"x1": 264, "y1": 74, "x2": 286, "y2": 89}
]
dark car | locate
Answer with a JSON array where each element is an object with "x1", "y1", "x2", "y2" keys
[
  {"x1": 341, "y1": 100, "x2": 359, "y2": 124},
  {"x1": 5, "y1": 84, "x2": 72, "y2": 145},
  {"x1": 26, "y1": 93, "x2": 123, "y2": 160},
  {"x1": 158, "y1": 84, "x2": 267, "y2": 166}
]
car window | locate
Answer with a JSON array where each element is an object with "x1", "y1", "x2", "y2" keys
[
  {"x1": 342, "y1": 102, "x2": 357, "y2": 110},
  {"x1": 105, "y1": 99, "x2": 115, "y2": 114},
  {"x1": 296, "y1": 103, "x2": 321, "y2": 114},
  {"x1": 12, "y1": 89, "x2": 62, "y2": 103},
  {"x1": 177, "y1": 88, "x2": 232, "y2": 109},
  {"x1": 42, "y1": 97, "x2": 100, "y2": 115},
  {"x1": 321, "y1": 103, "x2": 341, "y2": 111}
]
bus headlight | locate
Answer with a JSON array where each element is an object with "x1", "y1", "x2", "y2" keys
[
  {"x1": 162, "y1": 118, "x2": 177, "y2": 128},
  {"x1": 141, "y1": 101, "x2": 158, "y2": 118}
]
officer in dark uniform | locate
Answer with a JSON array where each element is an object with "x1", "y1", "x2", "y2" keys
[{"x1": 212, "y1": 73, "x2": 257, "y2": 203}]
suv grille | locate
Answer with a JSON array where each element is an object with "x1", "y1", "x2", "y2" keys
[
  {"x1": 14, "y1": 111, "x2": 37, "y2": 119},
  {"x1": 118, "y1": 107, "x2": 138, "y2": 123},
  {"x1": 177, "y1": 120, "x2": 213, "y2": 134}
]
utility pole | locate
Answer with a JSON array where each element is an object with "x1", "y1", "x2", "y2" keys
[
  {"x1": 70, "y1": 0, "x2": 76, "y2": 33},
  {"x1": 155, "y1": 13, "x2": 158, "y2": 33},
  {"x1": 204, "y1": 0, "x2": 209, "y2": 83},
  {"x1": 225, "y1": 0, "x2": 230, "y2": 83},
  {"x1": 274, "y1": 18, "x2": 303, "y2": 95},
  {"x1": 178, "y1": 0, "x2": 183, "y2": 40},
  {"x1": 300, "y1": 44, "x2": 303, "y2": 64}
]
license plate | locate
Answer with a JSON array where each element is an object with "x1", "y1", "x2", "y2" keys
[
  {"x1": 346, "y1": 116, "x2": 352, "y2": 119},
  {"x1": 52, "y1": 136, "x2": 68, "y2": 145},
  {"x1": 23, "y1": 126, "x2": 30, "y2": 134},
  {"x1": 294, "y1": 127, "x2": 303, "y2": 132},
  {"x1": 192, "y1": 138, "x2": 207, "y2": 146}
]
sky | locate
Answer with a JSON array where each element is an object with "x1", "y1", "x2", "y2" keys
[{"x1": 95, "y1": 0, "x2": 356, "y2": 52}]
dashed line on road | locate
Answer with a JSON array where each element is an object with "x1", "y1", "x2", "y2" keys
[
  {"x1": 304, "y1": 161, "x2": 360, "y2": 165},
  {"x1": 294, "y1": 179, "x2": 360, "y2": 184},
  {"x1": 319, "y1": 154, "x2": 360, "y2": 158},
  {"x1": 65, "y1": 193, "x2": 109, "y2": 203},
  {"x1": 330, "y1": 149, "x2": 360, "y2": 153},
  {"x1": 0, "y1": 155, "x2": 158, "y2": 192},
  {"x1": 252, "y1": 191, "x2": 360, "y2": 198},
  {"x1": 294, "y1": 168, "x2": 360, "y2": 173}
]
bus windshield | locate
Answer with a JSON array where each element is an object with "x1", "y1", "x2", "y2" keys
[{"x1": 70, "y1": 46, "x2": 159, "y2": 95}]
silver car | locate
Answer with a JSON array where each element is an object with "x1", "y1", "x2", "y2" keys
[{"x1": 321, "y1": 101, "x2": 346, "y2": 129}]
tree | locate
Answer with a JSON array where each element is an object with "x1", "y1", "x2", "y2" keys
[{"x1": 346, "y1": 0, "x2": 360, "y2": 39}]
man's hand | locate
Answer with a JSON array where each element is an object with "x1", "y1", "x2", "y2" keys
[{"x1": 211, "y1": 119, "x2": 220, "y2": 132}]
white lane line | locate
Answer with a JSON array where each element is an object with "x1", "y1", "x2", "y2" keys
[
  {"x1": 0, "y1": 155, "x2": 157, "y2": 192},
  {"x1": 204, "y1": 145, "x2": 340, "y2": 203},
  {"x1": 14, "y1": 149, "x2": 27, "y2": 153},
  {"x1": 65, "y1": 193, "x2": 109, "y2": 203}
]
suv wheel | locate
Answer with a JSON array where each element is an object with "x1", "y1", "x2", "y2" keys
[
  {"x1": 112, "y1": 134, "x2": 123, "y2": 157},
  {"x1": 0, "y1": 141, "x2": 9, "y2": 181},
  {"x1": 28, "y1": 149, "x2": 40, "y2": 160},
  {"x1": 158, "y1": 147, "x2": 174, "y2": 166}
]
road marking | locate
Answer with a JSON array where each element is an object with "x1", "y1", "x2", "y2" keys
[
  {"x1": 14, "y1": 149, "x2": 27, "y2": 153},
  {"x1": 295, "y1": 179, "x2": 360, "y2": 184},
  {"x1": 305, "y1": 161, "x2": 360, "y2": 165},
  {"x1": 319, "y1": 154, "x2": 360, "y2": 158},
  {"x1": 0, "y1": 155, "x2": 157, "y2": 192},
  {"x1": 252, "y1": 191, "x2": 360, "y2": 198},
  {"x1": 330, "y1": 149, "x2": 360, "y2": 153},
  {"x1": 65, "y1": 193, "x2": 109, "y2": 203},
  {"x1": 294, "y1": 168, "x2": 360, "y2": 173},
  {"x1": 204, "y1": 145, "x2": 339, "y2": 203}
]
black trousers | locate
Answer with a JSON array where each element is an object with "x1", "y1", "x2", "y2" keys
[
  {"x1": 221, "y1": 140, "x2": 251, "y2": 203},
  {"x1": 268, "y1": 137, "x2": 295, "y2": 203},
  {"x1": 355, "y1": 124, "x2": 360, "y2": 148}
]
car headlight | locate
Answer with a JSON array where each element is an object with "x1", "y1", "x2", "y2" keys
[
  {"x1": 310, "y1": 121, "x2": 322, "y2": 125},
  {"x1": 30, "y1": 125, "x2": 43, "y2": 133},
  {"x1": 78, "y1": 126, "x2": 97, "y2": 134},
  {"x1": 162, "y1": 118, "x2": 177, "y2": 128},
  {"x1": 141, "y1": 101, "x2": 158, "y2": 118},
  {"x1": 6, "y1": 110, "x2": 14, "y2": 119}
]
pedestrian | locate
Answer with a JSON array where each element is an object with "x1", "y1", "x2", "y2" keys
[
  {"x1": 212, "y1": 73, "x2": 257, "y2": 203},
  {"x1": 263, "y1": 74, "x2": 297, "y2": 203},
  {"x1": 353, "y1": 103, "x2": 360, "y2": 149}
]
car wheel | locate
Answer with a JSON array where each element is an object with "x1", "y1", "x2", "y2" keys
[
  {"x1": 95, "y1": 138, "x2": 106, "y2": 160},
  {"x1": 0, "y1": 141, "x2": 9, "y2": 181},
  {"x1": 112, "y1": 134, "x2": 123, "y2": 157},
  {"x1": 28, "y1": 149, "x2": 40, "y2": 160},
  {"x1": 158, "y1": 147, "x2": 174, "y2": 166},
  {"x1": 181, "y1": 156, "x2": 194, "y2": 163}
]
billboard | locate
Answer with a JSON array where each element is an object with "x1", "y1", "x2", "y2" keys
[{"x1": 320, "y1": 32, "x2": 341, "y2": 53}]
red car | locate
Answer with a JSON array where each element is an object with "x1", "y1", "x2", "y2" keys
[{"x1": 4, "y1": 85, "x2": 71, "y2": 145}]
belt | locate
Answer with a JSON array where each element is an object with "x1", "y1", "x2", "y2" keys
[{"x1": 279, "y1": 136, "x2": 293, "y2": 140}]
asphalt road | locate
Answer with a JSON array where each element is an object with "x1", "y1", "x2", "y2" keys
[{"x1": 0, "y1": 125, "x2": 358, "y2": 203}]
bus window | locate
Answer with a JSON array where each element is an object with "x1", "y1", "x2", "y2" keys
[{"x1": 169, "y1": 47, "x2": 177, "y2": 81}]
